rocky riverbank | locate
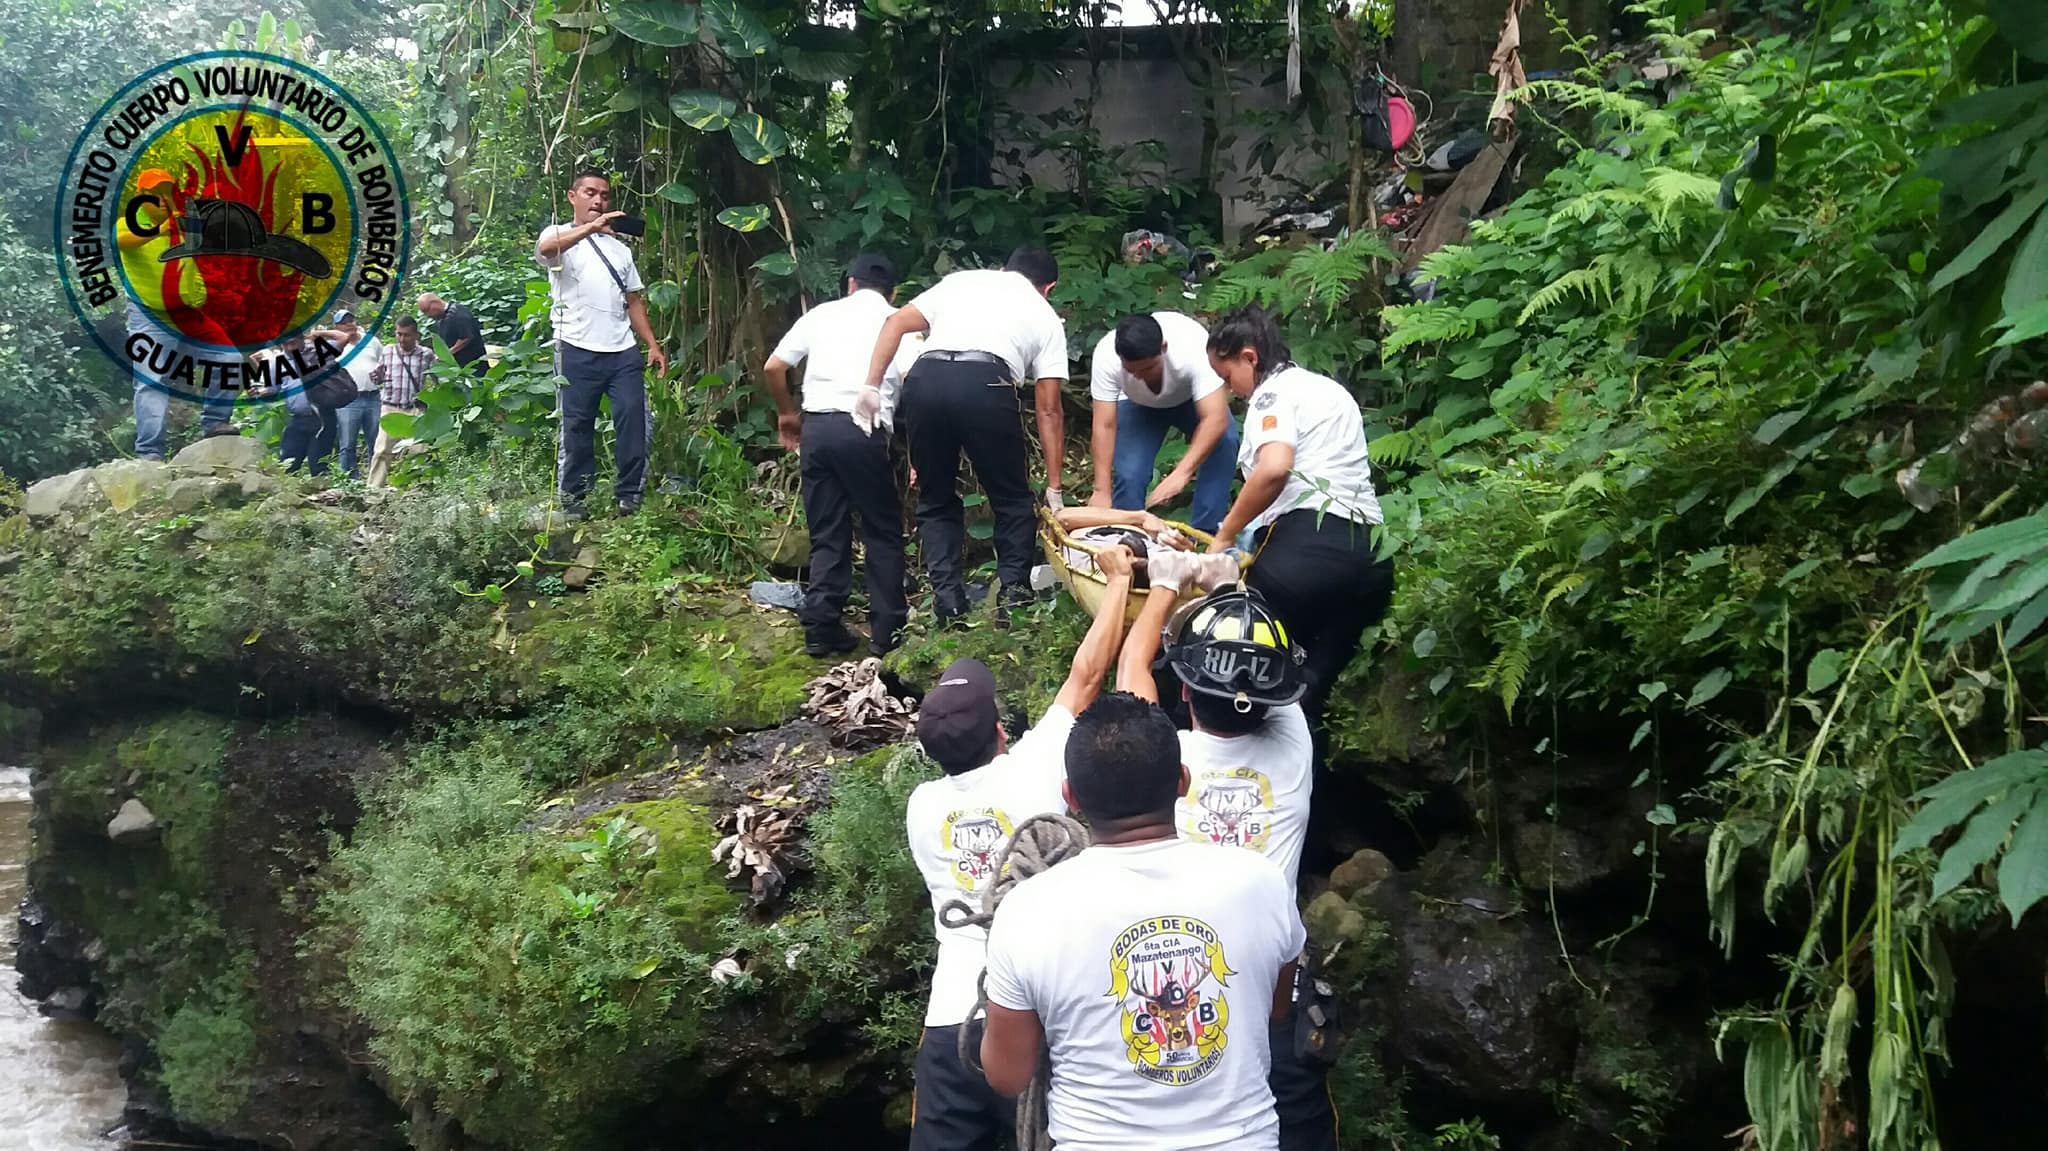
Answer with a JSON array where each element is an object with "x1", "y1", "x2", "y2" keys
[{"x1": 3, "y1": 446, "x2": 1763, "y2": 1149}]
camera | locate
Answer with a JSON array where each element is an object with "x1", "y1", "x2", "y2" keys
[{"x1": 612, "y1": 215, "x2": 647, "y2": 238}]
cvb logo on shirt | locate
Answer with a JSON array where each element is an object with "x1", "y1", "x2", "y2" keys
[
  {"x1": 1109, "y1": 915, "x2": 1235, "y2": 1086},
  {"x1": 1180, "y1": 768, "x2": 1276, "y2": 853},
  {"x1": 941, "y1": 807, "x2": 1015, "y2": 891}
]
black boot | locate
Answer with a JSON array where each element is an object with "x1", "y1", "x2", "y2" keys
[{"x1": 804, "y1": 621, "x2": 860, "y2": 657}]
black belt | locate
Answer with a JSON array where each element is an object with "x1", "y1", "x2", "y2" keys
[{"x1": 916, "y1": 348, "x2": 1017, "y2": 384}]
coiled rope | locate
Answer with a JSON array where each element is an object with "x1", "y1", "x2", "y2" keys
[{"x1": 938, "y1": 812, "x2": 1091, "y2": 1151}]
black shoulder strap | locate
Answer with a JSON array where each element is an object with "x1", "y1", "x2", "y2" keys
[{"x1": 579, "y1": 233, "x2": 633, "y2": 299}]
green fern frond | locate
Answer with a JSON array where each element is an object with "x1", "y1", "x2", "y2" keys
[
  {"x1": 1368, "y1": 428, "x2": 1422, "y2": 469},
  {"x1": 1553, "y1": 187, "x2": 1644, "y2": 225},
  {"x1": 1643, "y1": 168, "x2": 1720, "y2": 228},
  {"x1": 1414, "y1": 244, "x2": 1485, "y2": 283},
  {"x1": 1518, "y1": 260, "x2": 1613, "y2": 324},
  {"x1": 1486, "y1": 639, "x2": 1533, "y2": 715},
  {"x1": 1382, "y1": 303, "x2": 1479, "y2": 354},
  {"x1": 1540, "y1": 572, "x2": 1589, "y2": 617}
]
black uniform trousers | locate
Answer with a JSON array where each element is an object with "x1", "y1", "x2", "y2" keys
[
  {"x1": 800, "y1": 411, "x2": 908, "y2": 640},
  {"x1": 555, "y1": 343, "x2": 648, "y2": 505},
  {"x1": 898, "y1": 358, "x2": 1036, "y2": 614},
  {"x1": 909, "y1": 1022, "x2": 1006, "y2": 1151},
  {"x1": 1246, "y1": 508, "x2": 1396, "y2": 728}
]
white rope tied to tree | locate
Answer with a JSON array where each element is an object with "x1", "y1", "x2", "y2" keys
[
  {"x1": 939, "y1": 812, "x2": 1091, "y2": 1151},
  {"x1": 1287, "y1": 0, "x2": 1303, "y2": 101}
]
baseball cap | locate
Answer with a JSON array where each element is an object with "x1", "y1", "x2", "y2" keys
[
  {"x1": 848, "y1": 252, "x2": 897, "y2": 291},
  {"x1": 917, "y1": 658, "x2": 1001, "y2": 774},
  {"x1": 332, "y1": 307, "x2": 356, "y2": 323}
]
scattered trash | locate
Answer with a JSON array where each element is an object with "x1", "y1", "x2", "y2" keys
[
  {"x1": 1895, "y1": 379, "x2": 2048, "y2": 511},
  {"x1": 1029, "y1": 563, "x2": 1058, "y2": 592},
  {"x1": 748, "y1": 580, "x2": 806, "y2": 612},
  {"x1": 709, "y1": 955, "x2": 746, "y2": 985},
  {"x1": 803, "y1": 657, "x2": 917, "y2": 741}
]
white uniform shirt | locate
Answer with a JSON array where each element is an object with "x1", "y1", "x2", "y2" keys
[
  {"x1": 341, "y1": 333, "x2": 384, "y2": 392},
  {"x1": 536, "y1": 224, "x2": 645, "y2": 353},
  {"x1": 768, "y1": 289, "x2": 902, "y2": 429},
  {"x1": 1089, "y1": 312, "x2": 1224, "y2": 410},
  {"x1": 909, "y1": 269, "x2": 1068, "y2": 383},
  {"x1": 986, "y1": 839, "x2": 1306, "y2": 1151},
  {"x1": 1176, "y1": 703, "x2": 1313, "y2": 901},
  {"x1": 1238, "y1": 365, "x2": 1384, "y2": 533},
  {"x1": 905, "y1": 705, "x2": 1075, "y2": 1027}
]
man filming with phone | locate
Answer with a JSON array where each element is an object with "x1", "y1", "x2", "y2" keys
[{"x1": 536, "y1": 169, "x2": 668, "y2": 517}]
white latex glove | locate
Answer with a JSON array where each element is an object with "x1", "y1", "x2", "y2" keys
[
  {"x1": 1044, "y1": 487, "x2": 1065, "y2": 511},
  {"x1": 851, "y1": 387, "x2": 882, "y2": 436},
  {"x1": 1190, "y1": 553, "x2": 1242, "y2": 592},
  {"x1": 1147, "y1": 549, "x2": 1199, "y2": 593}
]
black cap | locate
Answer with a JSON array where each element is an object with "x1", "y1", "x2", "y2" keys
[
  {"x1": 848, "y1": 251, "x2": 897, "y2": 291},
  {"x1": 917, "y1": 658, "x2": 1001, "y2": 773}
]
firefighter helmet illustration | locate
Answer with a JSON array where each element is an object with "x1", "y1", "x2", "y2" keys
[{"x1": 942, "y1": 808, "x2": 1013, "y2": 891}]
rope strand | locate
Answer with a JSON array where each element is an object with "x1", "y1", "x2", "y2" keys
[{"x1": 938, "y1": 813, "x2": 1090, "y2": 1151}]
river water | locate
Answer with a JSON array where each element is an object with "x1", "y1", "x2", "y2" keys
[{"x1": 0, "y1": 766, "x2": 126, "y2": 1149}]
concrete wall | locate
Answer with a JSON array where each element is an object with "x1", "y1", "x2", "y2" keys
[
  {"x1": 988, "y1": 48, "x2": 1342, "y2": 240},
  {"x1": 984, "y1": 4, "x2": 1609, "y2": 240}
]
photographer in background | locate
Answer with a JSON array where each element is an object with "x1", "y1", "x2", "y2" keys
[{"x1": 535, "y1": 170, "x2": 668, "y2": 518}]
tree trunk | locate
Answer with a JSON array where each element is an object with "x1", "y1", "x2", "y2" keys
[{"x1": 444, "y1": 22, "x2": 477, "y2": 246}]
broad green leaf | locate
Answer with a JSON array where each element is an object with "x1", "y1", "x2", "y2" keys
[
  {"x1": 1639, "y1": 680, "x2": 1668, "y2": 703},
  {"x1": 1412, "y1": 628, "x2": 1438, "y2": 658},
  {"x1": 1687, "y1": 668, "x2": 1732, "y2": 709},
  {"x1": 1996, "y1": 796, "x2": 2048, "y2": 924},
  {"x1": 728, "y1": 112, "x2": 790, "y2": 164},
  {"x1": 1630, "y1": 720, "x2": 1652, "y2": 750},
  {"x1": 2004, "y1": 205, "x2": 2048, "y2": 317},
  {"x1": 1928, "y1": 184, "x2": 2048, "y2": 293},
  {"x1": 715, "y1": 204, "x2": 772, "y2": 233},
  {"x1": 610, "y1": 0, "x2": 701, "y2": 46},
  {"x1": 669, "y1": 90, "x2": 737, "y2": 131},
  {"x1": 1645, "y1": 803, "x2": 1676, "y2": 826},
  {"x1": 378, "y1": 411, "x2": 417, "y2": 438},
  {"x1": 703, "y1": 0, "x2": 774, "y2": 54},
  {"x1": 1895, "y1": 749, "x2": 2048, "y2": 856},
  {"x1": 656, "y1": 182, "x2": 699, "y2": 205},
  {"x1": 1932, "y1": 792, "x2": 2032, "y2": 899},
  {"x1": 1806, "y1": 649, "x2": 1845, "y2": 694},
  {"x1": 627, "y1": 956, "x2": 662, "y2": 980},
  {"x1": 1932, "y1": 78, "x2": 2048, "y2": 127},
  {"x1": 1763, "y1": 833, "x2": 1808, "y2": 919},
  {"x1": 1907, "y1": 509, "x2": 2048, "y2": 571},
  {"x1": 1989, "y1": 0, "x2": 2048, "y2": 61},
  {"x1": 1754, "y1": 406, "x2": 1806, "y2": 445},
  {"x1": 1993, "y1": 296, "x2": 2048, "y2": 347},
  {"x1": 751, "y1": 251, "x2": 796, "y2": 276}
]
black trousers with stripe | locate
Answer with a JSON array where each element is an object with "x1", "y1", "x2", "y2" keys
[{"x1": 898, "y1": 358, "x2": 1037, "y2": 612}]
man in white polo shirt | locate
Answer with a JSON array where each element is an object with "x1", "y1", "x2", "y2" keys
[
  {"x1": 903, "y1": 545, "x2": 1136, "y2": 1150},
  {"x1": 860, "y1": 247, "x2": 1069, "y2": 624},
  {"x1": 762, "y1": 252, "x2": 909, "y2": 657},
  {"x1": 535, "y1": 170, "x2": 669, "y2": 518},
  {"x1": 1087, "y1": 312, "x2": 1240, "y2": 535}
]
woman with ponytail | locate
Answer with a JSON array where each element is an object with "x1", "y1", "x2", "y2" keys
[{"x1": 1204, "y1": 305, "x2": 1394, "y2": 728}]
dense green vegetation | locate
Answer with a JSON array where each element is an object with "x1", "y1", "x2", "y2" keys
[{"x1": 3, "y1": 0, "x2": 2048, "y2": 1149}]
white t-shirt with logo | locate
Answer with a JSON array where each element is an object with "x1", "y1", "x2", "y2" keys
[
  {"x1": 909, "y1": 268, "x2": 1069, "y2": 383},
  {"x1": 536, "y1": 225, "x2": 645, "y2": 353},
  {"x1": 905, "y1": 705, "x2": 1076, "y2": 1027},
  {"x1": 1238, "y1": 365, "x2": 1383, "y2": 533},
  {"x1": 985, "y1": 838, "x2": 1305, "y2": 1151},
  {"x1": 768, "y1": 289, "x2": 902, "y2": 429},
  {"x1": 1176, "y1": 703, "x2": 1313, "y2": 900},
  {"x1": 342, "y1": 333, "x2": 384, "y2": 392},
  {"x1": 1089, "y1": 311, "x2": 1223, "y2": 410}
]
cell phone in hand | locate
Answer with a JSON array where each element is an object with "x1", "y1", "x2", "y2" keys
[{"x1": 612, "y1": 215, "x2": 647, "y2": 238}]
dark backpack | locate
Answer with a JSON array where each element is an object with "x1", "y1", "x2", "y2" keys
[{"x1": 304, "y1": 363, "x2": 358, "y2": 410}]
